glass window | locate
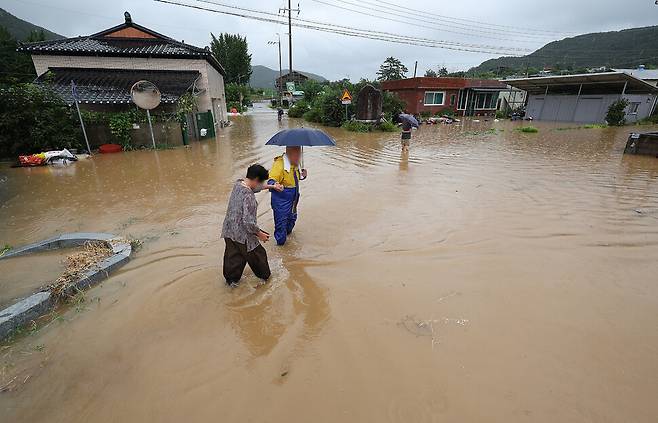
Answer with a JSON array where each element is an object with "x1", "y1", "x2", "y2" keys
[
  {"x1": 629, "y1": 102, "x2": 640, "y2": 113},
  {"x1": 424, "y1": 91, "x2": 445, "y2": 106},
  {"x1": 450, "y1": 94, "x2": 456, "y2": 106},
  {"x1": 458, "y1": 90, "x2": 467, "y2": 110}
]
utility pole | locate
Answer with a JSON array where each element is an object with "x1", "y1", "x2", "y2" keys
[
  {"x1": 413, "y1": 61, "x2": 417, "y2": 78},
  {"x1": 279, "y1": 1, "x2": 299, "y2": 79},
  {"x1": 268, "y1": 34, "x2": 282, "y2": 104}
]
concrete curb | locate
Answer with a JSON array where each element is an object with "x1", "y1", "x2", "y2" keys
[{"x1": 0, "y1": 233, "x2": 132, "y2": 340}]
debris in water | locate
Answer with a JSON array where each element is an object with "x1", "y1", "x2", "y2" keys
[{"x1": 48, "y1": 241, "x2": 113, "y2": 297}]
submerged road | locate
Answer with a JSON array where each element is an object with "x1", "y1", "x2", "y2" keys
[{"x1": 1, "y1": 114, "x2": 658, "y2": 422}]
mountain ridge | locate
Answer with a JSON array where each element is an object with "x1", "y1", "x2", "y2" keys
[
  {"x1": 0, "y1": 8, "x2": 63, "y2": 41},
  {"x1": 471, "y1": 25, "x2": 658, "y2": 75},
  {"x1": 250, "y1": 65, "x2": 327, "y2": 89}
]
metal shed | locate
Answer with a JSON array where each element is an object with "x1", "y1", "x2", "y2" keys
[{"x1": 503, "y1": 72, "x2": 658, "y2": 124}]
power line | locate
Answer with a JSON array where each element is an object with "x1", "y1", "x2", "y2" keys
[
  {"x1": 158, "y1": 0, "x2": 532, "y2": 55},
  {"x1": 194, "y1": 0, "x2": 533, "y2": 53},
  {"x1": 371, "y1": 0, "x2": 574, "y2": 36},
  {"x1": 312, "y1": 0, "x2": 560, "y2": 41},
  {"x1": 308, "y1": 0, "x2": 548, "y2": 44}
]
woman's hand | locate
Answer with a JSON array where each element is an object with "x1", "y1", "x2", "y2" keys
[{"x1": 257, "y1": 230, "x2": 270, "y2": 242}]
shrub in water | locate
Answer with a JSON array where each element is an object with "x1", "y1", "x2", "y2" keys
[
  {"x1": 342, "y1": 120, "x2": 371, "y2": 132},
  {"x1": 517, "y1": 126, "x2": 539, "y2": 133},
  {"x1": 379, "y1": 121, "x2": 398, "y2": 132},
  {"x1": 605, "y1": 99, "x2": 629, "y2": 126}
]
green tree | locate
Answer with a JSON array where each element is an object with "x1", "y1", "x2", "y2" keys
[
  {"x1": 605, "y1": 99, "x2": 629, "y2": 126},
  {"x1": 209, "y1": 33, "x2": 252, "y2": 84},
  {"x1": 438, "y1": 67, "x2": 448, "y2": 77},
  {"x1": 376, "y1": 57, "x2": 408, "y2": 81},
  {"x1": 0, "y1": 83, "x2": 81, "y2": 157},
  {"x1": 424, "y1": 69, "x2": 437, "y2": 77},
  {"x1": 0, "y1": 26, "x2": 38, "y2": 84}
]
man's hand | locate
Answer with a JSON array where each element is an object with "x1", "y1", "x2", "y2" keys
[
  {"x1": 257, "y1": 230, "x2": 270, "y2": 242},
  {"x1": 273, "y1": 183, "x2": 284, "y2": 192},
  {"x1": 301, "y1": 169, "x2": 308, "y2": 179}
]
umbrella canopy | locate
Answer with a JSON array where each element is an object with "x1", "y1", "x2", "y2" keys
[
  {"x1": 265, "y1": 128, "x2": 336, "y2": 147},
  {"x1": 399, "y1": 113, "x2": 419, "y2": 128}
]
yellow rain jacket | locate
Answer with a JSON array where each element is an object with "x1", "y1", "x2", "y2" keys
[{"x1": 268, "y1": 155, "x2": 301, "y2": 188}]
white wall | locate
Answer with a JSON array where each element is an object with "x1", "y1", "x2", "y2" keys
[{"x1": 32, "y1": 54, "x2": 227, "y2": 127}]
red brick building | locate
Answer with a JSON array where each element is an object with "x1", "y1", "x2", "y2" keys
[{"x1": 381, "y1": 77, "x2": 508, "y2": 116}]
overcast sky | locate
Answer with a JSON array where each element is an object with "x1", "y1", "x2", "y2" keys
[{"x1": 3, "y1": 0, "x2": 657, "y2": 80}]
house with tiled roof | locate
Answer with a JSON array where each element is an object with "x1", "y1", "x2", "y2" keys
[{"x1": 19, "y1": 11, "x2": 227, "y2": 129}]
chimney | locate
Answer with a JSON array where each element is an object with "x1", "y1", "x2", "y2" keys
[{"x1": 124, "y1": 12, "x2": 132, "y2": 24}]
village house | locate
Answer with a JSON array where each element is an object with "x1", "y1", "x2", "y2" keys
[
  {"x1": 503, "y1": 72, "x2": 658, "y2": 124},
  {"x1": 18, "y1": 12, "x2": 228, "y2": 134},
  {"x1": 381, "y1": 77, "x2": 508, "y2": 117}
]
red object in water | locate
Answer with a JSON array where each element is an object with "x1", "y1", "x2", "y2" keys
[
  {"x1": 18, "y1": 154, "x2": 45, "y2": 166},
  {"x1": 230, "y1": 107, "x2": 238, "y2": 113},
  {"x1": 99, "y1": 144, "x2": 122, "y2": 154}
]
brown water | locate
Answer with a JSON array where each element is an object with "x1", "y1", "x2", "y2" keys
[{"x1": 1, "y1": 109, "x2": 658, "y2": 422}]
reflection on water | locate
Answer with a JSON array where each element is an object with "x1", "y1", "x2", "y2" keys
[{"x1": 1, "y1": 111, "x2": 658, "y2": 422}]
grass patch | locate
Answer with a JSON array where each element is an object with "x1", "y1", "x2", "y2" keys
[
  {"x1": 48, "y1": 241, "x2": 113, "y2": 297},
  {"x1": 517, "y1": 126, "x2": 538, "y2": 133},
  {"x1": 0, "y1": 245, "x2": 11, "y2": 257},
  {"x1": 378, "y1": 121, "x2": 398, "y2": 132},
  {"x1": 341, "y1": 121, "x2": 372, "y2": 133},
  {"x1": 462, "y1": 128, "x2": 498, "y2": 136},
  {"x1": 583, "y1": 123, "x2": 608, "y2": 129}
]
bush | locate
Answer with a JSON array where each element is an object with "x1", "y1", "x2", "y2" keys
[
  {"x1": 287, "y1": 100, "x2": 309, "y2": 118},
  {"x1": 378, "y1": 120, "x2": 398, "y2": 132},
  {"x1": 0, "y1": 83, "x2": 82, "y2": 157},
  {"x1": 517, "y1": 126, "x2": 538, "y2": 133},
  {"x1": 382, "y1": 91, "x2": 406, "y2": 120},
  {"x1": 303, "y1": 108, "x2": 323, "y2": 123},
  {"x1": 605, "y1": 99, "x2": 629, "y2": 126},
  {"x1": 583, "y1": 123, "x2": 608, "y2": 129},
  {"x1": 638, "y1": 114, "x2": 658, "y2": 125},
  {"x1": 341, "y1": 120, "x2": 372, "y2": 132}
]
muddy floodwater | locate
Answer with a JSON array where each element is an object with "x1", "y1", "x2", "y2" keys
[{"x1": 1, "y1": 108, "x2": 658, "y2": 422}]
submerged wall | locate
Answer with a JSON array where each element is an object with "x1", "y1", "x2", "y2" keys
[{"x1": 526, "y1": 93, "x2": 656, "y2": 124}]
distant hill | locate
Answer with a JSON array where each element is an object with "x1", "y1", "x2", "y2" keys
[
  {"x1": 471, "y1": 25, "x2": 658, "y2": 75},
  {"x1": 250, "y1": 65, "x2": 327, "y2": 89},
  {"x1": 0, "y1": 8, "x2": 62, "y2": 41}
]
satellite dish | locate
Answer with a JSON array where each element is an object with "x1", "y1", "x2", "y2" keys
[{"x1": 130, "y1": 80, "x2": 161, "y2": 110}]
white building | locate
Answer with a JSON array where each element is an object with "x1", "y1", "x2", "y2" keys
[{"x1": 19, "y1": 12, "x2": 227, "y2": 129}]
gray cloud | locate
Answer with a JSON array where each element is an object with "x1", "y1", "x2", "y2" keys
[{"x1": 3, "y1": 0, "x2": 657, "y2": 80}]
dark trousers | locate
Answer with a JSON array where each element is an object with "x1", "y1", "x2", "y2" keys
[{"x1": 222, "y1": 238, "x2": 271, "y2": 285}]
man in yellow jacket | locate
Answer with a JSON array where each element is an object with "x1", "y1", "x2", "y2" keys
[{"x1": 267, "y1": 146, "x2": 307, "y2": 245}]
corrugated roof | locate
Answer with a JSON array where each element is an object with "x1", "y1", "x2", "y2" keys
[
  {"x1": 614, "y1": 68, "x2": 658, "y2": 81},
  {"x1": 501, "y1": 72, "x2": 658, "y2": 95},
  {"x1": 35, "y1": 67, "x2": 200, "y2": 105}
]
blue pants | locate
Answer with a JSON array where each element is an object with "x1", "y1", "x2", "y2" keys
[{"x1": 271, "y1": 187, "x2": 299, "y2": 245}]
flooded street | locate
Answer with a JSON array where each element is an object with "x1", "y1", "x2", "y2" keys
[{"x1": 1, "y1": 109, "x2": 658, "y2": 422}]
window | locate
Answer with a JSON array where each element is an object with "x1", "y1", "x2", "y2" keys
[
  {"x1": 424, "y1": 91, "x2": 445, "y2": 106},
  {"x1": 629, "y1": 102, "x2": 640, "y2": 114},
  {"x1": 458, "y1": 90, "x2": 467, "y2": 110},
  {"x1": 473, "y1": 92, "x2": 499, "y2": 110},
  {"x1": 450, "y1": 94, "x2": 456, "y2": 106}
]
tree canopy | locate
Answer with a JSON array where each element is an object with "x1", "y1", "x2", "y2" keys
[
  {"x1": 377, "y1": 57, "x2": 408, "y2": 81},
  {"x1": 0, "y1": 26, "x2": 43, "y2": 85},
  {"x1": 424, "y1": 69, "x2": 437, "y2": 77},
  {"x1": 209, "y1": 33, "x2": 252, "y2": 85}
]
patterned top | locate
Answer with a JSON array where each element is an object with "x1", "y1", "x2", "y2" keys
[{"x1": 221, "y1": 180, "x2": 262, "y2": 251}]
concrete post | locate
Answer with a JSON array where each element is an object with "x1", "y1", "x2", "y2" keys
[{"x1": 571, "y1": 83, "x2": 583, "y2": 122}]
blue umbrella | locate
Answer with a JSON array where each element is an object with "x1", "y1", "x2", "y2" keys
[
  {"x1": 265, "y1": 128, "x2": 335, "y2": 174},
  {"x1": 399, "y1": 113, "x2": 419, "y2": 128},
  {"x1": 265, "y1": 128, "x2": 336, "y2": 147}
]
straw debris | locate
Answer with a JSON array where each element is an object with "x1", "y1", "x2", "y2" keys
[{"x1": 48, "y1": 241, "x2": 113, "y2": 297}]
